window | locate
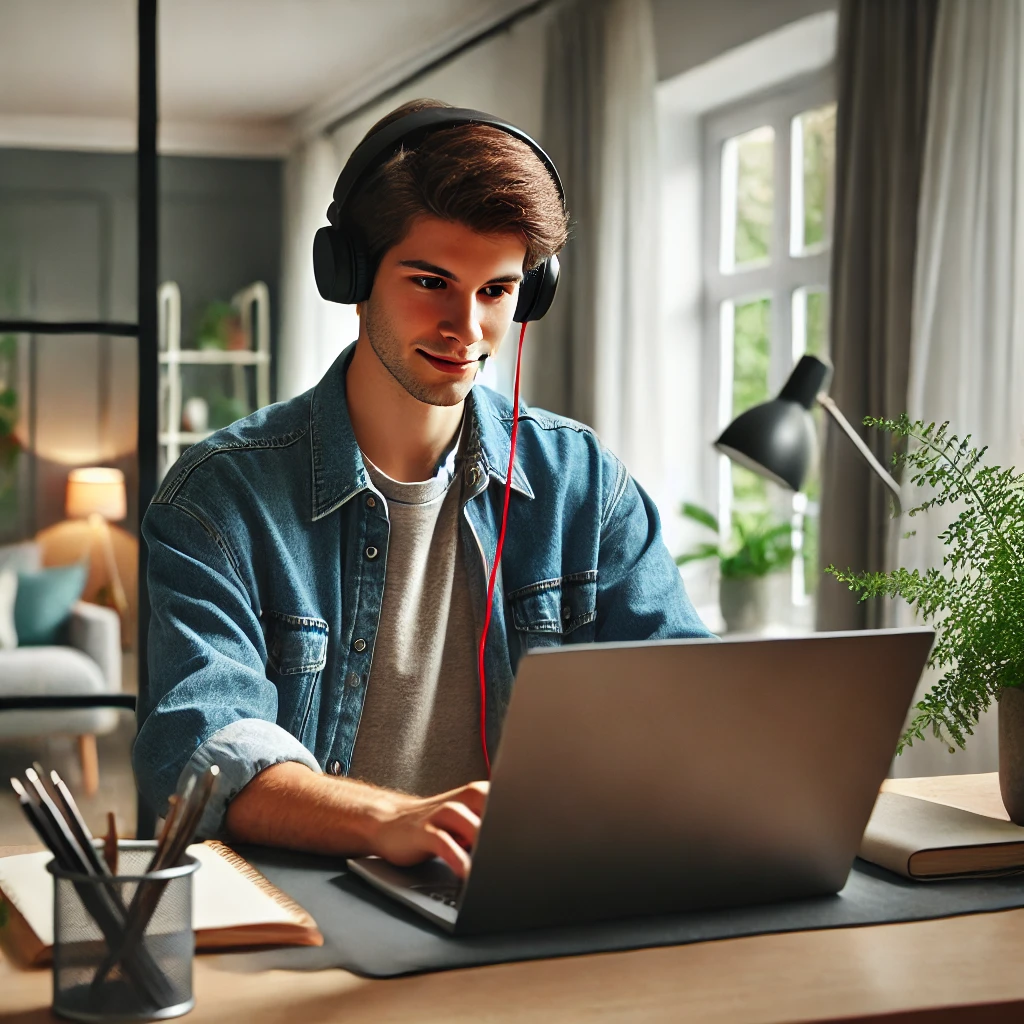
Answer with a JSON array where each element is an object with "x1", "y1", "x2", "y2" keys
[{"x1": 702, "y1": 75, "x2": 836, "y2": 612}]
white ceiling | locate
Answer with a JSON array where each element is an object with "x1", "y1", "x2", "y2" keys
[{"x1": 0, "y1": 0, "x2": 537, "y2": 155}]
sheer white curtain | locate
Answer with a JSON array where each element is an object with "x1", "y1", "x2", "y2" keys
[
  {"x1": 277, "y1": 134, "x2": 359, "y2": 400},
  {"x1": 893, "y1": 0, "x2": 1024, "y2": 777},
  {"x1": 533, "y1": 0, "x2": 668, "y2": 502}
]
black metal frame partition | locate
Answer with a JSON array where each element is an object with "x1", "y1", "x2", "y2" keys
[{"x1": 0, "y1": 1, "x2": 159, "y2": 839}]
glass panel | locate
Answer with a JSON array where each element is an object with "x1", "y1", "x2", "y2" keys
[
  {"x1": 801, "y1": 503, "x2": 821, "y2": 596},
  {"x1": 805, "y1": 288, "x2": 830, "y2": 358},
  {"x1": 792, "y1": 286, "x2": 830, "y2": 362},
  {"x1": 0, "y1": 330, "x2": 25, "y2": 540},
  {"x1": 790, "y1": 287, "x2": 830, "y2": 599},
  {"x1": 793, "y1": 103, "x2": 836, "y2": 255},
  {"x1": 721, "y1": 126, "x2": 775, "y2": 272},
  {"x1": 730, "y1": 296, "x2": 772, "y2": 525}
]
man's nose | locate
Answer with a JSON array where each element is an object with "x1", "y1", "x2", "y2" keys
[{"x1": 441, "y1": 295, "x2": 485, "y2": 347}]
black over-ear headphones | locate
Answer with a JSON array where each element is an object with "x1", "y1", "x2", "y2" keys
[{"x1": 312, "y1": 106, "x2": 564, "y2": 323}]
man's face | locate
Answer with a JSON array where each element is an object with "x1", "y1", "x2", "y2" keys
[{"x1": 360, "y1": 215, "x2": 527, "y2": 407}]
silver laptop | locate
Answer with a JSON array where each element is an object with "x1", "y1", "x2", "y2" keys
[{"x1": 348, "y1": 628, "x2": 933, "y2": 934}]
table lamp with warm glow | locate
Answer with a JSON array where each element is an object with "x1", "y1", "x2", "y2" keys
[{"x1": 66, "y1": 467, "x2": 129, "y2": 616}]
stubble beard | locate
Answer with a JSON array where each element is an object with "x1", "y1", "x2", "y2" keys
[{"x1": 364, "y1": 299, "x2": 475, "y2": 408}]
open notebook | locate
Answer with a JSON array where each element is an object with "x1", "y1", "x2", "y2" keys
[{"x1": 0, "y1": 840, "x2": 323, "y2": 967}]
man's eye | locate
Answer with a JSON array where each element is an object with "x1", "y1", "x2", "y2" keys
[
  {"x1": 481, "y1": 285, "x2": 510, "y2": 299},
  {"x1": 413, "y1": 276, "x2": 445, "y2": 290}
]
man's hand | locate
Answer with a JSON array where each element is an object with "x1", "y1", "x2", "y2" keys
[
  {"x1": 373, "y1": 781, "x2": 489, "y2": 878},
  {"x1": 225, "y1": 762, "x2": 488, "y2": 878}
]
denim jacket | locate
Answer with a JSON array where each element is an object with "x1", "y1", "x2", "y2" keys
[{"x1": 134, "y1": 345, "x2": 712, "y2": 834}]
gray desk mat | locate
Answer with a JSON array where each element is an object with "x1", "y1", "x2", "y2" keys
[{"x1": 217, "y1": 848, "x2": 1024, "y2": 979}]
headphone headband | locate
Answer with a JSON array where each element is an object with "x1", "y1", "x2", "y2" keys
[
  {"x1": 329, "y1": 106, "x2": 565, "y2": 221},
  {"x1": 313, "y1": 105, "x2": 564, "y2": 321}
]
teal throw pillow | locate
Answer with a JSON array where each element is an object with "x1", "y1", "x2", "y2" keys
[{"x1": 14, "y1": 563, "x2": 88, "y2": 646}]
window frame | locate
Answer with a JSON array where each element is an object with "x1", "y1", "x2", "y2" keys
[{"x1": 700, "y1": 67, "x2": 835, "y2": 607}]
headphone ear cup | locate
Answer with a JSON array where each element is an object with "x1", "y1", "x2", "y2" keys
[
  {"x1": 313, "y1": 226, "x2": 354, "y2": 303},
  {"x1": 513, "y1": 254, "x2": 560, "y2": 322},
  {"x1": 350, "y1": 241, "x2": 373, "y2": 304},
  {"x1": 313, "y1": 224, "x2": 375, "y2": 304}
]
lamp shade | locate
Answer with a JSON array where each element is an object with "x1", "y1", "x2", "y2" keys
[
  {"x1": 714, "y1": 355, "x2": 831, "y2": 492},
  {"x1": 66, "y1": 467, "x2": 127, "y2": 521}
]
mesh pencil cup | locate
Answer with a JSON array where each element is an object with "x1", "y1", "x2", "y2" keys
[{"x1": 47, "y1": 841, "x2": 199, "y2": 1022}]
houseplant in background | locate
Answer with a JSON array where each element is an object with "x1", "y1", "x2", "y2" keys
[
  {"x1": 827, "y1": 416, "x2": 1024, "y2": 824},
  {"x1": 676, "y1": 503, "x2": 794, "y2": 633},
  {"x1": 193, "y1": 299, "x2": 250, "y2": 429},
  {"x1": 196, "y1": 300, "x2": 246, "y2": 352}
]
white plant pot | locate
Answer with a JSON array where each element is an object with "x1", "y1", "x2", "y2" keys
[{"x1": 719, "y1": 575, "x2": 771, "y2": 634}]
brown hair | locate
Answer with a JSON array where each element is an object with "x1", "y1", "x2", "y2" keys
[{"x1": 344, "y1": 98, "x2": 568, "y2": 274}]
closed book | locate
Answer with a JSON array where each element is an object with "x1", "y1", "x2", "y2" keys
[
  {"x1": 0, "y1": 840, "x2": 323, "y2": 967},
  {"x1": 860, "y1": 792, "x2": 1024, "y2": 880}
]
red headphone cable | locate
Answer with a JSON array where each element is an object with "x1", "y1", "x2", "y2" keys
[{"x1": 476, "y1": 319, "x2": 528, "y2": 777}]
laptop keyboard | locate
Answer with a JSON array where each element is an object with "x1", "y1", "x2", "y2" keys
[{"x1": 411, "y1": 882, "x2": 462, "y2": 908}]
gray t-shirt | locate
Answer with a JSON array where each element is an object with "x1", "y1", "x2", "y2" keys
[{"x1": 348, "y1": 430, "x2": 487, "y2": 796}]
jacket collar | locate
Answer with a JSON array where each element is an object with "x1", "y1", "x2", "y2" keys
[
  {"x1": 310, "y1": 343, "x2": 534, "y2": 522},
  {"x1": 309, "y1": 344, "x2": 367, "y2": 521},
  {"x1": 464, "y1": 385, "x2": 535, "y2": 501}
]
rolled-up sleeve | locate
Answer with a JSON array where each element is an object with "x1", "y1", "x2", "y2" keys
[
  {"x1": 177, "y1": 718, "x2": 320, "y2": 838},
  {"x1": 134, "y1": 499, "x2": 320, "y2": 835}
]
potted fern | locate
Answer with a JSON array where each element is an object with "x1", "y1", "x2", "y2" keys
[
  {"x1": 676, "y1": 503, "x2": 794, "y2": 633},
  {"x1": 827, "y1": 417, "x2": 1024, "y2": 824}
]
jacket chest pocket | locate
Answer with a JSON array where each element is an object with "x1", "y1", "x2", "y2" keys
[
  {"x1": 262, "y1": 610, "x2": 329, "y2": 744},
  {"x1": 508, "y1": 571, "x2": 597, "y2": 648}
]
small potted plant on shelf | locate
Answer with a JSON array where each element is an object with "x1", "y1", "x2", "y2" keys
[
  {"x1": 196, "y1": 300, "x2": 247, "y2": 351},
  {"x1": 676, "y1": 503, "x2": 794, "y2": 634},
  {"x1": 827, "y1": 416, "x2": 1024, "y2": 824}
]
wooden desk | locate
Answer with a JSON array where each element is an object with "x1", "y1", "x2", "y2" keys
[{"x1": 3, "y1": 774, "x2": 1023, "y2": 1024}]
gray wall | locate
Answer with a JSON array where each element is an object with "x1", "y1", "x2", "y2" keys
[
  {"x1": 0, "y1": 149, "x2": 282, "y2": 539},
  {"x1": 652, "y1": 0, "x2": 837, "y2": 81}
]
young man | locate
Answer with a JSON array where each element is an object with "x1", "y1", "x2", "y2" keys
[{"x1": 135, "y1": 99, "x2": 711, "y2": 878}]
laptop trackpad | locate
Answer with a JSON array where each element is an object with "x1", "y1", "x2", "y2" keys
[{"x1": 347, "y1": 856, "x2": 462, "y2": 928}]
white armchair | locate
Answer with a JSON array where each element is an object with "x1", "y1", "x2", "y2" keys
[{"x1": 0, "y1": 542, "x2": 126, "y2": 795}]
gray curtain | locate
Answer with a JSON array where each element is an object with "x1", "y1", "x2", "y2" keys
[
  {"x1": 531, "y1": 0, "x2": 667, "y2": 495},
  {"x1": 817, "y1": 0, "x2": 939, "y2": 631}
]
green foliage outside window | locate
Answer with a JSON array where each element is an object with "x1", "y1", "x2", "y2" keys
[
  {"x1": 731, "y1": 298, "x2": 771, "y2": 520},
  {"x1": 800, "y1": 104, "x2": 836, "y2": 251},
  {"x1": 733, "y1": 127, "x2": 774, "y2": 266}
]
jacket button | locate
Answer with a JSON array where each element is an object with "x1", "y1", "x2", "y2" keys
[
  {"x1": 366, "y1": 496, "x2": 376, "y2": 509},
  {"x1": 328, "y1": 759, "x2": 342, "y2": 776},
  {"x1": 346, "y1": 672, "x2": 361, "y2": 688},
  {"x1": 365, "y1": 545, "x2": 378, "y2": 560},
  {"x1": 562, "y1": 605, "x2": 572, "y2": 621},
  {"x1": 467, "y1": 465, "x2": 482, "y2": 486},
  {"x1": 353, "y1": 638, "x2": 367, "y2": 652}
]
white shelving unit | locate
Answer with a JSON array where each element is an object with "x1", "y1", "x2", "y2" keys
[{"x1": 157, "y1": 281, "x2": 271, "y2": 480}]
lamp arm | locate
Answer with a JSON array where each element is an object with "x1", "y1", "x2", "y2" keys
[{"x1": 816, "y1": 392, "x2": 902, "y2": 516}]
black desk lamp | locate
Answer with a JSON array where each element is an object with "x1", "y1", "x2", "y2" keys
[{"x1": 714, "y1": 355, "x2": 902, "y2": 514}]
